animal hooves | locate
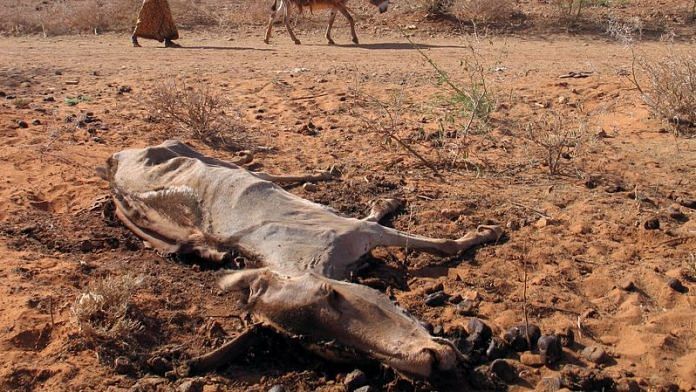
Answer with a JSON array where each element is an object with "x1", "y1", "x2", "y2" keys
[
  {"x1": 327, "y1": 40, "x2": 335, "y2": 45},
  {"x1": 352, "y1": 38, "x2": 359, "y2": 44},
  {"x1": 476, "y1": 225, "x2": 503, "y2": 240},
  {"x1": 294, "y1": 40, "x2": 301, "y2": 45}
]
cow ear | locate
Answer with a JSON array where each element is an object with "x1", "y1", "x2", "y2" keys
[
  {"x1": 96, "y1": 166, "x2": 108, "y2": 180},
  {"x1": 219, "y1": 268, "x2": 270, "y2": 292}
]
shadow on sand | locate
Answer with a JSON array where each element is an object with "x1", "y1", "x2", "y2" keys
[
  {"x1": 309, "y1": 42, "x2": 467, "y2": 50},
  {"x1": 178, "y1": 46, "x2": 275, "y2": 52}
]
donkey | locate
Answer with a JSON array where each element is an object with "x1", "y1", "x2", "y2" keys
[
  {"x1": 99, "y1": 140, "x2": 503, "y2": 377},
  {"x1": 264, "y1": 0, "x2": 389, "y2": 45}
]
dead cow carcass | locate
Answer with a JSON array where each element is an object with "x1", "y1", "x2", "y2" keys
[{"x1": 99, "y1": 140, "x2": 503, "y2": 377}]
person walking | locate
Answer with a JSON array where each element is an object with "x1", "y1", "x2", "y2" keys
[{"x1": 131, "y1": 0, "x2": 181, "y2": 48}]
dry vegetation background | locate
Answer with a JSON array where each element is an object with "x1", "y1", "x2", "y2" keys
[
  {"x1": 1, "y1": 0, "x2": 695, "y2": 36},
  {"x1": 0, "y1": 0, "x2": 695, "y2": 391}
]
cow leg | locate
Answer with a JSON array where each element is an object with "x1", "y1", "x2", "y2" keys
[
  {"x1": 283, "y1": 3, "x2": 301, "y2": 45},
  {"x1": 363, "y1": 198, "x2": 401, "y2": 223},
  {"x1": 253, "y1": 169, "x2": 335, "y2": 184},
  {"x1": 368, "y1": 225, "x2": 503, "y2": 256},
  {"x1": 264, "y1": 0, "x2": 279, "y2": 44},
  {"x1": 325, "y1": 10, "x2": 337, "y2": 45},
  {"x1": 337, "y1": 5, "x2": 358, "y2": 44},
  {"x1": 187, "y1": 324, "x2": 263, "y2": 374}
]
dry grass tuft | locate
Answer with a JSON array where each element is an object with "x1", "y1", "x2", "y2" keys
[
  {"x1": 149, "y1": 81, "x2": 248, "y2": 150},
  {"x1": 71, "y1": 274, "x2": 144, "y2": 343}
]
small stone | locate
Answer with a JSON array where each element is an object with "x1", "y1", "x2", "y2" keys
[
  {"x1": 534, "y1": 217, "x2": 550, "y2": 228},
  {"x1": 424, "y1": 282, "x2": 444, "y2": 294},
  {"x1": 43, "y1": 96, "x2": 55, "y2": 102},
  {"x1": 344, "y1": 369, "x2": 367, "y2": 391},
  {"x1": 557, "y1": 96, "x2": 568, "y2": 104},
  {"x1": 616, "y1": 379, "x2": 640, "y2": 392},
  {"x1": 178, "y1": 378, "x2": 203, "y2": 392},
  {"x1": 520, "y1": 352, "x2": 544, "y2": 367},
  {"x1": 424, "y1": 290, "x2": 449, "y2": 307},
  {"x1": 31, "y1": 119, "x2": 41, "y2": 126},
  {"x1": 677, "y1": 197, "x2": 696, "y2": 210},
  {"x1": 486, "y1": 337, "x2": 507, "y2": 360},
  {"x1": 353, "y1": 387, "x2": 375, "y2": 392},
  {"x1": 619, "y1": 280, "x2": 635, "y2": 291},
  {"x1": 20, "y1": 81, "x2": 31, "y2": 88},
  {"x1": 267, "y1": 386, "x2": 285, "y2": 392},
  {"x1": 65, "y1": 80, "x2": 79, "y2": 85},
  {"x1": 449, "y1": 294, "x2": 463, "y2": 304},
  {"x1": 538, "y1": 335, "x2": 563, "y2": 365},
  {"x1": 466, "y1": 318, "x2": 493, "y2": 349},
  {"x1": 489, "y1": 359, "x2": 516, "y2": 383},
  {"x1": 643, "y1": 218, "x2": 660, "y2": 230},
  {"x1": 503, "y1": 324, "x2": 542, "y2": 351},
  {"x1": 147, "y1": 356, "x2": 172, "y2": 374},
  {"x1": 114, "y1": 356, "x2": 133, "y2": 374},
  {"x1": 667, "y1": 206, "x2": 688, "y2": 222},
  {"x1": 667, "y1": 278, "x2": 688, "y2": 293},
  {"x1": 17, "y1": 120, "x2": 29, "y2": 128},
  {"x1": 581, "y1": 345, "x2": 608, "y2": 364},
  {"x1": 456, "y1": 299, "x2": 477, "y2": 315}
]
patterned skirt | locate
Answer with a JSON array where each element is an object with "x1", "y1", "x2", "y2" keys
[{"x1": 133, "y1": 0, "x2": 179, "y2": 42}]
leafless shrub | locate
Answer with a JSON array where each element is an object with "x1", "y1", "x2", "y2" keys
[
  {"x1": 606, "y1": 16, "x2": 644, "y2": 44},
  {"x1": 632, "y1": 51, "x2": 696, "y2": 135},
  {"x1": 0, "y1": 0, "x2": 139, "y2": 36},
  {"x1": 149, "y1": 81, "x2": 248, "y2": 150},
  {"x1": 423, "y1": 0, "x2": 454, "y2": 17},
  {"x1": 523, "y1": 112, "x2": 587, "y2": 175},
  {"x1": 552, "y1": 0, "x2": 586, "y2": 22},
  {"x1": 71, "y1": 275, "x2": 144, "y2": 343}
]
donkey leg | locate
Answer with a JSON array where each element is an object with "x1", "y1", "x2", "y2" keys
[
  {"x1": 264, "y1": 0, "x2": 279, "y2": 44},
  {"x1": 337, "y1": 5, "x2": 358, "y2": 44},
  {"x1": 283, "y1": 4, "x2": 301, "y2": 45},
  {"x1": 325, "y1": 10, "x2": 337, "y2": 45}
]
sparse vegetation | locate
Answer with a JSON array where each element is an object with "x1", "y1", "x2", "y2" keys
[
  {"x1": 522, "y1": 112, "x2": 587, "y2": 175},
  {"x1": 450, "y1": 0, "x2": 516, "y2": 25},
  {"x1": 149, "y1": 81, "x2": 248, "y2": 150},
  {"x1": 71, "y1": 274, "x2": 144, "y2": 345},
  {"x1": 632, "y1": 51, "x2": 696, "y2": 135}
]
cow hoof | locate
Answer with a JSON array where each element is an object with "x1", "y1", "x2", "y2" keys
[
  {"x1": 327, "y1": 39, "x2": 335, "y2": 45},
  {"x1": 294, "y1": 39, "x2": 301, "y2": 45},
  {"x1": 352, "y1": 38, "x2": 359, "y2": 45},
  {"x1": 476, "y1": 225, "x2": 503, "y2": 240}
]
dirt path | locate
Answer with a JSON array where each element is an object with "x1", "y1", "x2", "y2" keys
[{"x1": 0, "y1": 31, "x2": 694, "y2": 391}]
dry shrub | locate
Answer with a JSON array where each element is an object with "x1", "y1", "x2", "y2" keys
[
  {"x1": 0, "y1": 0, "x2": 140, "y2": 36},
  {"x1": 451, "y1": 0, "x2": 516, "y2": 24},
  {"x1": 523, "y1": 112, "x2": 587, "y2": 175},
  {"x1": 72, "y1": 275, "x2": 144, "y2": 344},
  {"x1": 149, "y1": 81, "x2": 247, "y2": 150},
  {"x1": 170, "y1": 0, "x2": 219, "y2": 28},
  {"x1": 634, "y1": 51, "x2": 696, "y2": 134}
]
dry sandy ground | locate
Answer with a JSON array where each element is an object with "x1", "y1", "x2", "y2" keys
[{"x1": 0, "y1": 28, "x2": 695, "y2": 391}]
